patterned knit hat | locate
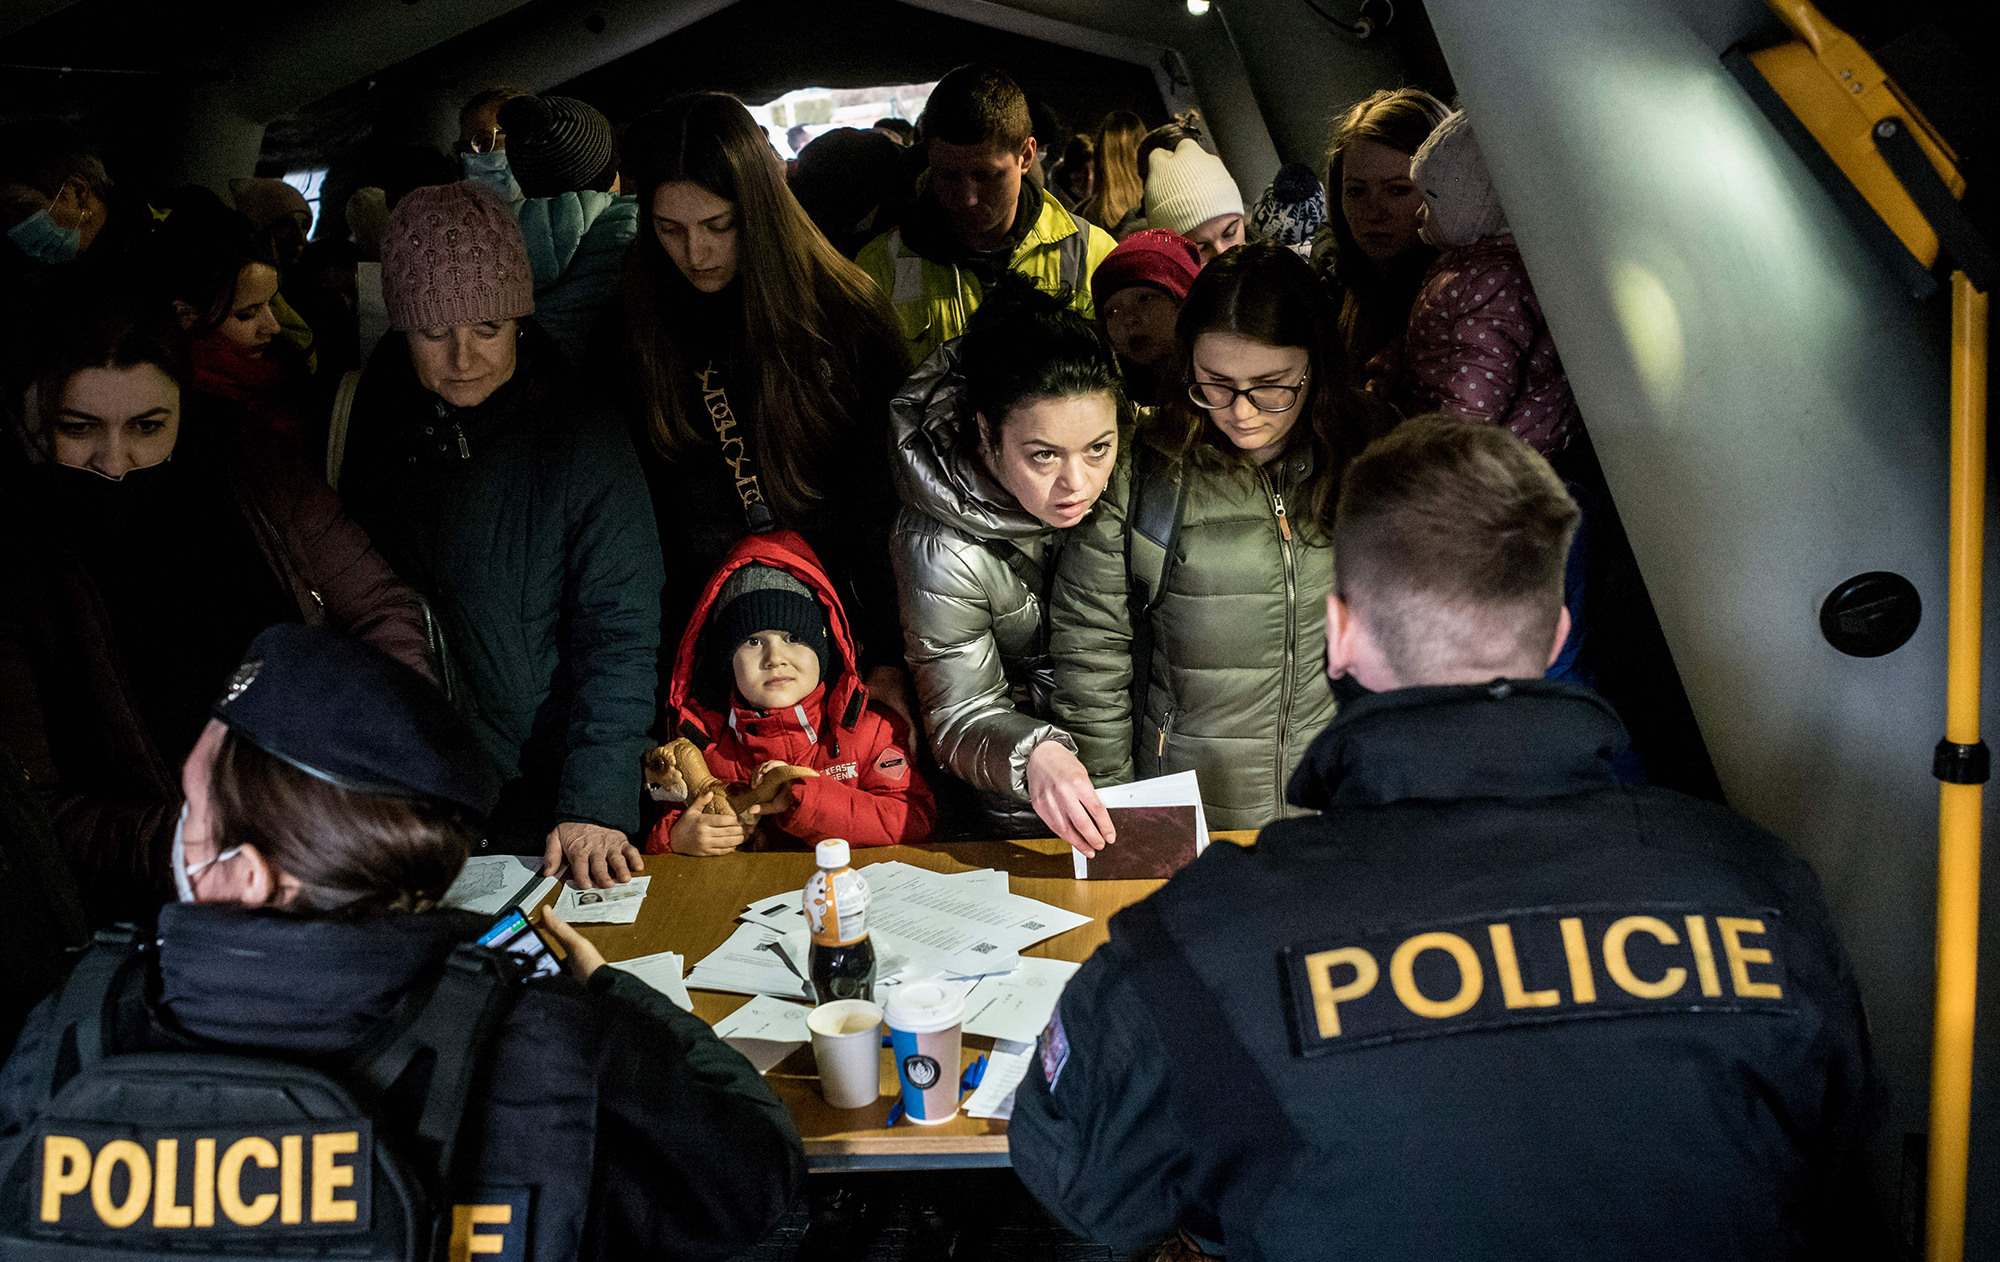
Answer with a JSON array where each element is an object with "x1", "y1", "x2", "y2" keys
[
  {"x1": 1143, "y1": 138, "x2": 1243, "y2": 237},
  {"x1": 1247, "y1": 163, "x2": 1327, "y2": 257},
  {"x1": 381, "y1": 181, "x2": 535, "y2": 331},
  {"x1": 497, "y1": 94, "x2": 617, "y2": 198},
  {"x1": 1410, "y1": 110, "x2": 1509, "y2": 248}
]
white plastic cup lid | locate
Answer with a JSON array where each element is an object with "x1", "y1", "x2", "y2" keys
[
  {"x1": 815, "y1": 838, "x2": 851, "y2": 868},
  {"x1": 884, "y1": 980, "x2": 965, "y2": 1033}
]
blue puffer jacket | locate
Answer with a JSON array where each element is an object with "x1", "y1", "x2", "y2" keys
[{"x1": 517, "y1": 191, "x2": 641, "y2": 367}]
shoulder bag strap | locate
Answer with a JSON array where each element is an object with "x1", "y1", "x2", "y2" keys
[
  {"x1": 326, "y1": 367, "x2": 362, "y2": 491},
  {"x1": 41, "y1": 925, "x2": 142, "y2": 1102}
]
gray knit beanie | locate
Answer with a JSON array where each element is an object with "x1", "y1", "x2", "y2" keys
[
  {"x1": 498, "y1": 94, "x2": 617, "y2": 199},
  {"x1": 381, "y1": 181, "x2": 535, "y2": 331},
  {"x1": 710, "y1": 564, "x2": 832, "y2": 688}
]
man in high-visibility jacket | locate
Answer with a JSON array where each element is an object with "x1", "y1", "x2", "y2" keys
[{"x1": 857, "y1": 64, "x2": 1115, "y2": 365}]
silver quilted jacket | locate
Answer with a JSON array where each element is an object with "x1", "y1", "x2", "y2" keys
[{"x1": 889, "y1": 344, "x2": 1079, "y2": 834}]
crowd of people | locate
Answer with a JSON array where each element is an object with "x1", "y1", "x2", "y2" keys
[{"x1": 0, "y1": 58, "x2": 1883, "y2": 1260}]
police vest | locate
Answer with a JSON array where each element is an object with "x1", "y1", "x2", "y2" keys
[{"x1": 0, "y1": 926, "x2": 530, "y2": 1262}]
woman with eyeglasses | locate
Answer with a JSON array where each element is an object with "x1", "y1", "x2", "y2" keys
[{"x1": 1049, "y1": 243, "x2": 1396, "y2": 830}]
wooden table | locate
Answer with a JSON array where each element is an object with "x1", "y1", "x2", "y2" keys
[{"x1": 562, "y1": 831, "x2": 1255, "y2": 1171}]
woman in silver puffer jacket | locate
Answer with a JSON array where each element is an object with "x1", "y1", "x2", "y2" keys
[{"x1": 889, "y1": 280, "x2": 1128, "y2": 847}]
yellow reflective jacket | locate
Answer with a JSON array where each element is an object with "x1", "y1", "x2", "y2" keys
[{"x1": 857, "y1": 188, "x2": 1117, "y2": 364}]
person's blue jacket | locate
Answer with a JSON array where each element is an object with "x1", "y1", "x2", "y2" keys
[{"x1": 518, "y1": 190, "x2": 640, "y2": 367}]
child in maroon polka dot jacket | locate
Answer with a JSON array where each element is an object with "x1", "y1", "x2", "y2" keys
[{"x1": 1375, "y1": 109, "x2": 1579, "y2": 456}]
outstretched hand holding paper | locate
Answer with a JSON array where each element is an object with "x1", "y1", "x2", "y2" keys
[{"x1": 1073, "y1": 771, "x2": 1209, "y2": 880}]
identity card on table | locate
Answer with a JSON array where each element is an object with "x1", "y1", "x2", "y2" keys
[{"x1": 552, "y1": 875, "x2": 650, "y2": 924}]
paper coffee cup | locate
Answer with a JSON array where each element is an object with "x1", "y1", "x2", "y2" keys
[
  {"x1": 808, "y1": 999, "x2": 883, "y2": 1109},
  {"x1": 884, "y1": 981, "x2": 965, "y2": 1125}
]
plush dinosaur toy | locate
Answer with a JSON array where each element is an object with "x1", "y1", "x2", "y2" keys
[{"x1": 642, "y1": 738, "x2": 820, "y2": 849}]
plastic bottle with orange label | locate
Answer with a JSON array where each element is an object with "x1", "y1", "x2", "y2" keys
[{"x1": 804, "y1": 839, "x2": 876, "y2": 1002}]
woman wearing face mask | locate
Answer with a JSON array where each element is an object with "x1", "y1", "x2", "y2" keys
[
  {"x1": 1051, "y1": 243, "x2": 1396, "y2": 830},
  {"x1": 1313, "y1": 87, "x2": 1451, "y2": 384},
  {"x1": 613, "y1": 93, "x2": 913, "y2": 731},
  {"x1": 0, "y1": 623, "x2": 804, "y2": 1257},
  {"x1": 141, "y1": 190, "x2": 313, "y2": 448},
  {"x1": 891, "y1": 277, "x2": 1124, "y2": 849},
  {"x1": 0, "y1": 296, "x2": 432, "y2": 928},
  {"x1": 340, "y1": 179, "x2": 664, "y2": 891}
]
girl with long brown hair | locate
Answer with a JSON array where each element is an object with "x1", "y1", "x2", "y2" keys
[
  {"x1": 618, "y1": 92, "x2": 913, "y2": 711},
  {"x1": 1079, "y1": 109, "x2": 1146, "y2": 235},
  {"x1": 1316, "y1": 87, "x2": 1450, "y2": 382},
  {"x1": 1050, "y1": 243, "x2": 1394, "y2": 830}
]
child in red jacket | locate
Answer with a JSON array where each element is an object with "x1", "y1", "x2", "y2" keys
[{"x1": 648, "y1": 530, "x2": 934, "y2": 855}]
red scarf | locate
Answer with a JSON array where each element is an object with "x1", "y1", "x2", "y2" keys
[{"x1": 191, "y1": 333, "x2": 306, "y2": 446}]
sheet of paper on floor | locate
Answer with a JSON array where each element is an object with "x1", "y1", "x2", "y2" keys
[
  {"x1": 552, "y1": 875, "x2": 650, "y2": 924},
  {"x1": 1076, "y1": 771, "x2": 1210, "y2": 878},
  {"x1": 443, "y1": 855, "x2": 558, "y2": 917},
  {"x1": 611, "y1": 951, "x2": 692, "y2": 1011},
  {"x1": 964, "y1": 1038, "x2": 1035, "y2": 1120},
  {"x1": 962, "y1": 957, "x2": 1080, "y2": 1043}
]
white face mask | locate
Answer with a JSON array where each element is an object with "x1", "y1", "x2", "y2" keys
[{"x1": 171, "y1": 804, "x2": 242, "y2": 903}]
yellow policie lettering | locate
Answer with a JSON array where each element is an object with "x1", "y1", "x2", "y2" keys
[
  {"x1": 1684, "y1": 914, "x2": 1724, "y2": 997},
  {"x1": 280, "y1": 1134, "x2": 303, "y2": 1224},
  {"x1": 1559, "y1": 916, "x2": 1597, "y2": 1003},
  {"x1": 1488, "y1": 923, "x2": 1558, "y2": 1008},
  {"x1": 1603, "y1": 916, "x2": 1687, "y2": 999},
  {"x1": 1389, "y1": 932, "x2": 1483, "y2": 1019},
  {"x1": 153, "y1": 1138, "x2": 192, "y2": 1228},
  {"x1": 39, "y1": 1136, "x2": 90, "y2": 1223},
  {"x1": 450, "y1": 1203, "x2": 514, "y2": 1259},
  {"x1": 1717, "y1": 917, "x2": 1785, "y2": 999},
  {"x1": 193, "y1": 1137, "x2": 217, "y2": 1227},
  {"x1": 90, "y1": 1140, "x2": 150, "y2": 1229},
  {"x1": 310, "y1": 1133, "x2": 361, "y2": 1223},
  {"x1": 1303, "y1": 946, "x2": 1378, "y2": 1037},
  {"x1": 219, "y1": 1137, "x2": 279, "y2": 1226}
]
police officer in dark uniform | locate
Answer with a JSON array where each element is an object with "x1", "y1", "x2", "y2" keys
[
  {"x1": 1009, "y1": 419, "x2": 1883, "y2": 1260},
  {"x1": 0, "y1": 624, "x2": 803, "y2": 1260}
]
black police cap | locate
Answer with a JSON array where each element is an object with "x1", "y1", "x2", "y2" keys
[{"x1": 212, "y1": 624, "x2": 502, "y2": 818}]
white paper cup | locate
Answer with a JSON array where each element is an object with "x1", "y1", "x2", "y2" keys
[{"x1": 808, "y1": 999, "x2": 884, "y2": 1109}]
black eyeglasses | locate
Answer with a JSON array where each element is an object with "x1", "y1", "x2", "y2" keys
[
  {"x1": 1186, "y1": 368, "x2": 1310, "y2": 414},
  {"x1": 465, "y1": 127, "x2": 505, "y2": 155}
]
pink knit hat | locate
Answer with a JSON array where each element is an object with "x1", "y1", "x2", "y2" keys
[{"x1": 382, "y1": 181, "x2": 535, "y2": 331}]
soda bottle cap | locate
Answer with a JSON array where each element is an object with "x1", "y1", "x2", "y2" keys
[{"x1": 815, "y1": 839, "x2": 851, "y2": 869}]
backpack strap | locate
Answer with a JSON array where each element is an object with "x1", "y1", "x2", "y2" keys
[
  {"x1": 1123, "y1": 443, "x2": 1186, "y2": 749},
  {"x1": 348, "y1": 943, "x2": 521, "y2": 1201},
  {"x1": 41, "y1": 925, "x2": 143, "y2": 1102}
]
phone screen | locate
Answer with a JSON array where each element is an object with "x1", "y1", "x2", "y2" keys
[{"x1": 478, "y1": 908, "x2": 563, "y2": 980}]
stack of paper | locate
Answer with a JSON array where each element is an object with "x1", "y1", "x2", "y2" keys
[
  {"x1": 442, "y1": 855, "x2": 558, "y2": 917},
  {"x1": 611, "y1": 951, "x2": 692, "y2": 1010},
  {"x1": 710, "y1": 994, "x2": 815, "y2": 1073},
  {"x1": 552, "y1": 876, "x2": 651, "y2": 925},
  {"x1": 685, "y1": 921, "x2": 825, "y2": 1003},
  {"x1": 1074, "y1": 771, "x2": 1210, "y2": 879},
  {"x1": 961, "y1": 957, "x2": 1080, "y2": 1042},
  {"x1": 965, "y1": 1038, "x2": 1037, "y2": 1120}
]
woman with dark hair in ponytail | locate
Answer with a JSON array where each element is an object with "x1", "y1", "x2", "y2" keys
[
  {"x1": 616, "y1": 92, "x2": 913, "y2": 719},
  {"x1": 891, "y1": 276, "x2": 1125, "y2": 849},
  {"x1": 1051, "y1": 243, "x2": 1397, "y2": 831}
]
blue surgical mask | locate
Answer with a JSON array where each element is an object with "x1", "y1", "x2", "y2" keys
[
  {"x1": 460, "y1": 150, "x2": 522, "y2": 203},
  {"x1": 7, "y1": 208, "x2": 81, "y2": 265}
]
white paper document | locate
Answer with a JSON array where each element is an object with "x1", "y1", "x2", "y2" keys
[
  {"x1": 686, "y1": 921, "x2": 820, "y2": 1002},
  {"x1": 962, "y1": 957, "x2": 1080, "y2": 1044},
  {"x1": 611, "y1": 951, "x2": 692, "y2": 1011},
  {"x1": 552, "y1": 875, "x2": 650, "y2": 925},
  {"x1": 442, "y1": 856, "x2": 558, "y2": 917},
  {"x1": 1074, "y1": 770, "x2": 1211, "y2": 879},
  {"x1": 711, "y1": 994, "x2": 814, "y2": 1074},
  {"x1": 964, "y1": 1038, "x2": 1035, "y2": 1120}
]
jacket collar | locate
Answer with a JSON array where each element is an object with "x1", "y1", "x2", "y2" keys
[
  {"x1": 728, "y1": 682, "x2": 828, "y2": 746},
  {"x1": 154, "y1": 903, "x2": 491, "y2": 1053},
  {"x1": 1285, "y1": 678, "x2": 1629, "y2": 812}
]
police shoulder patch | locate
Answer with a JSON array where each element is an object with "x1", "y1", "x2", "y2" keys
[
  {"x1": 1039, "y1": 1006, "x2": 1071, "y2": 1090},
  {"x1": 1278, "y1": 903, "x2": 1797, "y2": 1057}
]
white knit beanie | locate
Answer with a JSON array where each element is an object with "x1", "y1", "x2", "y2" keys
[
  {"x1": 1410, "y1": 110, "x2": 1509, "y2": 248},
  {"x1": 1144, "y1": 138, "x2": 1244, "y2": 237}
]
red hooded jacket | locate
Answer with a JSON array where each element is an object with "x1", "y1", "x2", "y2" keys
[{"x1": 646, "y1": 531, "x2": 933, "y2": 851}]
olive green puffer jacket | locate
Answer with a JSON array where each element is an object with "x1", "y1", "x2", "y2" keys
[
  {"x1": 1050, "y1": 427, "x2": 1336, "y2": 831},
  {"x1": 888, "y1": 344, "x2": 1091, "y2": 835}
]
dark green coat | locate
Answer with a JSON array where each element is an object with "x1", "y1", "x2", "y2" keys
[
  {"x1": 1050, "y1": 428, "x2": 1336, "y2": 831},
  {"x1": 345, "y1": 329, "x2": 664, "y2": 849}
]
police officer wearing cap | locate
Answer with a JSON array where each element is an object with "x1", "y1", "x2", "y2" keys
[
  {"x1": 1009, "y1": 419, "x2": 1885, "y2": 1260},
  {"x1": 0, "y1": 624, "x2": 803, "y2": 1259}
]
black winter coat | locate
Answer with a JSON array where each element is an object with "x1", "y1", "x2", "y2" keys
[
  {"x1": 342, "y1": 327, "x2": 665, "y2": 849},
  {"x1": 0, "y1": 904, "x2": 805, "y2": 1259},
  {"x1": 1010, "y1": 680, "x2": 1885, "y2": 1261}
]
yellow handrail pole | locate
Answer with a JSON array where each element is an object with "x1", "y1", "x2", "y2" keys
[{"x1": 1927, "y1": 269, "x2": 1989, "y2": 1262}]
